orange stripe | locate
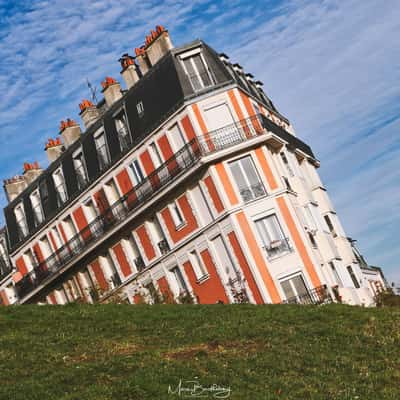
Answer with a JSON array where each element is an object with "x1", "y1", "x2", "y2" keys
[
  {"x1": 255, "y1": 147, "x2": 278, "y2": 190},
  {"x1": 192, "y1": 103, "x2": 207, "y2": 134},
  {"x1": 239, "y1": 91, "x2": 263, "y2": 133},
  {"x1": 276, "y1": 196, "x2": 321, "y2": 288},
  {"x1": 215, "y1": 163, "x2": 239, "y2": 206},
  {"x1": 204, "y1": 176, "x2": 224, "y2": 213},
  {"x1": 235, "y1": 211, "x2": 281, "y2": 303},
  {"x1": 192, "y1": 103, "x2": 215, "y2": 151},
  {"x1": 136, "y1": 225, "x2": 156, "y2": 261},
  {"x1": 228, "y1": 89, "x2": 245, "y2": 120}
]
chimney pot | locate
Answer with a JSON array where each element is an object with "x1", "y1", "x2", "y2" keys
[
  {"x1": 60, "y1": 118, "x2": 81, "y2": 146},
  {"x1": 23, "y1": 162, "x2": 43, "y2": 185},
  {"x1": 45, "y1": 137, "x2": 64, "y2": 162},
  {"x1": 79, "y1": 100, "x2": 100, "y2": 129},
  {"x1": 119, "y1": 54, "x2": 140, "y2": 89},
  {"x1": 101, "y1": 76, "x2": 122, "y2": 107},
  {"x1": 145, "y1": 25, "x2": 173, "y2": 66}
]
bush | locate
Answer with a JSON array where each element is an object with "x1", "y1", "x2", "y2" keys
[{"x1": 375, "y1": 290, "x2": 400, "y2": 307}]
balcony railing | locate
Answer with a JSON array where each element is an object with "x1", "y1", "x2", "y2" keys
[
  {"x1": 14, "y1": 114, "x2": 268, "y2": 300},
  {"x1": 282, "y1": 285, "x2": 332, "y2": 305},
  {"x1": 263, "y1": 237, "x2": 291, "y2": 259}
]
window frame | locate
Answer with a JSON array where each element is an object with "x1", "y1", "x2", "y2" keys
[
  {"x1": 228, "y1": 155, "x2": 266, "y2": 203},
  {"x1": 30, "y1": 189, "x2": 44, "y2": 227},
  {"x1": 52, "y1": 167, "x2": 68, "y2": 206}
]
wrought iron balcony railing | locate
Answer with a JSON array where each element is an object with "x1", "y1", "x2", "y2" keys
[
  {"x1": 14, "y1": 114, "x2": 269, "y2": 300},
  {"x1": 282, "y1": 285, "x2": 332, "y2": 305}
]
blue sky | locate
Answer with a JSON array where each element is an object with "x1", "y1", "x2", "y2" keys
[{"x1": 0, "y1": 0, "x2": 399, "y2": 284}]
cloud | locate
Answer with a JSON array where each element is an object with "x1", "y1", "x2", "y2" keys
[{"x1": 0, "y1": 0, "x2": 398, "y2": 283}]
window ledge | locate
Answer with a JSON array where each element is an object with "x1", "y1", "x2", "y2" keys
[
  {"x1": 196, "y1": 273, "x2": 210, "y2": 284},
  {"x1": 174, "y1": 222, "x2": 187, "y2": 231}
]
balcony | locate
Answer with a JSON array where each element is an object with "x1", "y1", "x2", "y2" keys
[
  {"x1": 15, "y1": 114, "x2": 308, "y2": 301},
  {"x1": 282, "y1": 285, "x2": 332, "y2": 305}
]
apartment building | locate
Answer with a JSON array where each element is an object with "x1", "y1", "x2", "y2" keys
[{"x1": 0, "y1": 26, "x2": 384, "y2": 306}]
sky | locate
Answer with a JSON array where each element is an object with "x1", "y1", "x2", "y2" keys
[{"x1": 0, "y1": 0, "x2": 399, "y2": 284}]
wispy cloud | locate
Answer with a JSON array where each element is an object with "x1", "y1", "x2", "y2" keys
[{"x1": 0, "y1": 0, "x2": 398, "y2": 282}]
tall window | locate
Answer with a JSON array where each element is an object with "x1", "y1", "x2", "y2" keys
[
  {"x1": 129, "y1": 159, "x2": 144, "y2": 186},
  {"x1": 52, "y1": 168, "x2": 68, "y2": 206},
  {"x1": 347, "y1": 265, "x2": 360, "y2": 288},
  {"x1": 73, "y1": 150, "x2": 88, "y2": 190},
  {"x1": 324, "y1": 215, "x2": 337, "y2": 237},
  {"x1": 94, "y1": 132, "x2": 110, "y2": 171},
  {"x1": 280, "y1": 274, "x2": 309, "y2": 303},
  {"x1": 115, "y1": 112, "x2": 131, "y2": 152},
  {"x1": 229, "y1": 156, "x2": 266, "y2": 202},
  {"x1": 171, "y1": 266, "x2": 188, "y2": 293},
  {"x1": 14, "y1": 203, "x2": 29, "y2": 240},
  {"x1": 189, "y1": 250, "x2": 208, "y2": 280},
  {"x1": 30, "y1": 190, "x2": 44, "y2": 226},
  {"x1": 329, "y1": 262, "x2": 343, "y2": 286},
  {"x1": 149, "y1": 142, "x2": 163, "y2": 168},
  {"x1": 280, "y1": 152, "x2": 294, "y2": 177},
  {"x1": 181, "y1": 52, "x2": 213, "y2": 91},
  {"x1": 170, "y1": 201, "x2": 185, "y2": 228},
  {"x1": 255, "y1": 214, "x2": 290, "y2": 258}
]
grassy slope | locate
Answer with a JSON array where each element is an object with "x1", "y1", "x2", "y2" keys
[{"x1": 0, "y1": 304, "x2": 399, "y2": 400}]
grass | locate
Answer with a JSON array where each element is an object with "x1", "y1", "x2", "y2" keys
[{"x1": 0, "y1": 304, "x2": 399, "y2": 400}]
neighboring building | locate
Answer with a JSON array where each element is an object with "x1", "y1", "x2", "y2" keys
[
  {"x1": 1, "y1": 26, "x2": 383, "y2": 306},
  {"x1": 0, "y1": 228, "x2": 16, "y2": 305}
]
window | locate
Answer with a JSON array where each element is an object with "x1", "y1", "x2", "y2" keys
[
  {"x1": 280, "y1": 274, "x2": 309, "y2": 303},
  {"x1": 168, "y1": 123, "x2": 186, "y2": 151},
  {"x1": 149, "y1": 142, "x2": 163, "y2": 168},
  {"x1": 255, "y1": 214, "x2": 290, "y2": 258},
  {"x1": 52, "y1": 168, "x2": 68, "y2": 206},
  {"x1": 308, "y1": 232, "x2": 317, "y2": 248},
  {"x1": 136, "y1": 101, "x2": 144, "y2": 117},
  {"x1": 189, "y1": 250, "x2": 208, "y2": 280},
  {"x1": 115, "y1": 112, "x2": 131, "y2": 151},
  {"x1": 181, "y1": 52, "x2": 213, "y2": 91},
  {"x1": 129, "y1": 159, "x2": 144, "y2": 186},
  {"x1": 229, "y1": 156, "x2": 265, "y2": 202},
  {"x1": 324, "y1": 215, "x2": 337, "y2": 237},
  {"x1": 30, "y1": 190, "x2": 44, "y2": 226},
  {"x1": 170, "y1": 202, "x2": 185, "y2": 228},
  {"x1": 329, "y1": 262, "x2": 343, "y2": 286},
  {"x1": 347, "y1": 265, "x2": 360, "y2": 288},
  {"x1": 280, "y1": 152, "x2": 294, "y2": 177},
  {"x1": 171, "y1": 266, "x2": 188, "y2": 293},
  {"x1": 94, "y1": 132, "x2": 110, "y2": 171},
  {"x1": 24, "y1": 249, "x2": 37, "y2": 270},
  {"x1": 73, "y1": 150, "x2": 88, "y2": 190},
  {"x1": 14, "y1": 203, "x2": 29, "y2": 239}
]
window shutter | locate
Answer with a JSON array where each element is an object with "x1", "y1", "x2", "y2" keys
[
  {"x1": 62, "y1": 154, "x2": 78, "y2": 199},
  {"x1": 82, "y1": 134, "x2": 99, "y2": 181},
  {"x1": 4, "y1": 207, "x2": 19, "y2": 249},
  {"x1": 103, "y1": 114, "x2": 121, "y2": 162},
  {"x1": 23, "y1": 195, "x2": 34, "y2": 233}
]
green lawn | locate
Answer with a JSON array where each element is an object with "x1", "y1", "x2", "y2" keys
[{"x1": 0, "y1": 304, "x2": 399, "y2": 400}]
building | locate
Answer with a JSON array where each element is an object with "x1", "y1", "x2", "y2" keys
[{"x1": 0, "y1": 26, "x2": 383, "y2": 306}]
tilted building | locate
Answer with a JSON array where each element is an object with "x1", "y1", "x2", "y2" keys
[{"x1": 0, "y1": 26, "x2": 386, "y2": 306}]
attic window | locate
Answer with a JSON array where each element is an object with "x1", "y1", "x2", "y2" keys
[{"x1": 137, "y1": 101, "x2": 144, "y2": 117}]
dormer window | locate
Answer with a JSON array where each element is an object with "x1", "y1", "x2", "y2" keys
[
  {"x1": 14, "y1": 203, "x2": 29, "y2": 240},
  {"x1": 73, "y1": 149, "x2": 88, "y2": 190},
  {"x1": 115, "y1": 111, "x2": 132, "y2": 151},
  {"x1": 30, "y1": 190, "x2": 44, "y2": 227},
  {"x1": 94, "y1": 131, "x2": 110, "y2": 171},
  {"x1": 52, "y1": 168, "x2": 68, "y2": 207},
  {"x1": 180, "y1": 49, "x2": 214, "y2": 91},
  {"x1": 136, "y1": 101, "x2": 144, "y2": 118}
]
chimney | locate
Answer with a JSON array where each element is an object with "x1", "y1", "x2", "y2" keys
[
  {"x1": 3, "y1": 176, "x2": 27, "y2": 202},
  {"x1": 45, "y1": 137, "x2": 64, "y2": 163},
  {"x1": 79, "y1": 100, "x2": 100, "y2": 129},
  {"x1": 101, "y1": 76, "x2": 122, "y2": 107},
  {"x1": 145, "y1": 25, "x2": 173, "y2": 66},
  {"x1": 135, "y1": 46, "x2": 151, "y2": 76},
  {"x1": 119, "y1": 54, "x2": 140, "y2": 89},
  {"x1": 23, "y1": 162, "x2": 43, "y2": 185},
  {"x1": 60, "y1": 118, "x2": 81, "y2": 147}
]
